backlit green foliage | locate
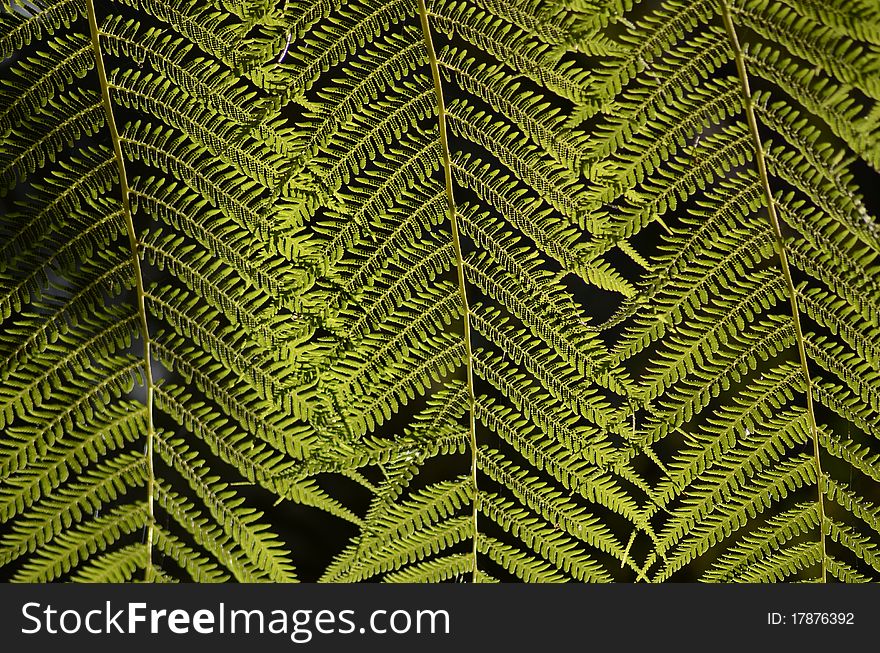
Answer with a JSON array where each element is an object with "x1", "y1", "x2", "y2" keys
[{"x1": 1, "y1": 0, "x2": 879, "y2": 583}]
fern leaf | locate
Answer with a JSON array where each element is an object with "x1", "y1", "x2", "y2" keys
[{"x1": 3, "y1": 0, "x2": 880, "y2": 584}]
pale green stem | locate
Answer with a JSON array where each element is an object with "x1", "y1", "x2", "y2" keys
[
  {"x1": 417, "y1": 0, "x2": 480, "y2": 582},
  {"x1": 720, "y1": 0, "x2": 826, "y2": 582},
  {"x1": 85, "y1": 0, "x2": 157, "y2": 582}
]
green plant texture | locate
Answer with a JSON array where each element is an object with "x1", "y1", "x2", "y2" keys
[{"x1": 1, "y1": 0, "x2": 879, "y2": 583}]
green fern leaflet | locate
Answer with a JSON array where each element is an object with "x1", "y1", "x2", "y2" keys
[{"x1": 1, "y1": 0, "x2": 879, "y2": 583}]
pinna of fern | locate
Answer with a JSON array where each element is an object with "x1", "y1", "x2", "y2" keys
[{"x1": 0, "y1": 0, "x2": 879, "y2": 583}]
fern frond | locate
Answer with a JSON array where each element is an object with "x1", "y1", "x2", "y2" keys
[
  {"x1": 0, "y1": 453, "x2": 147, "y2": 567},
  {"x1": 12, "y1": 502, "x2": 149, "y2": 583},
  {"x1": 3, "y1": 0, "x2": 880, "y2": 584},
  {"x1": 153, "y1": 433, "x2": 298, "y2": 582},
  {"x1": 69, "y1": 543, "x2": 148, "y2": 583}
]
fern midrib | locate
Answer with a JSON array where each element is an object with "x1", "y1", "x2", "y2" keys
[
  {"x1": 85, "y1": 0, "x2": 156, "y2": 583},
  {"x1": 417, "y1": 0, "x2": 480, "y2": 582},
  {"x1": 719, "y1": 0, "x2": 827, "y2": 582}
]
